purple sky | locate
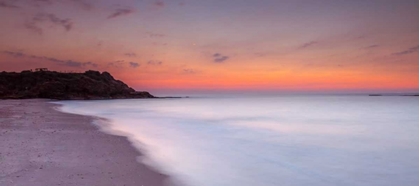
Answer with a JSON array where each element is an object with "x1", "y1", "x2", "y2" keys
[{"x1": 0, "y1": 0, "x2": 418, "y2": 94}]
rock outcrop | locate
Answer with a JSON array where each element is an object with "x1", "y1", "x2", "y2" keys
[{"x1": 0, "y1": 70, "x2": 155, "y2": 100}]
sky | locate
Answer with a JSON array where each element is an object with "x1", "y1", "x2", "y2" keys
[{"x1": 0, "y1": 0, "x2": 418, "y2": 94}]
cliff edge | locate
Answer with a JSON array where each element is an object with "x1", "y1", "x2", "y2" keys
[{"x1": 0, "y1": 70, "x2": 155, "y2": 100}]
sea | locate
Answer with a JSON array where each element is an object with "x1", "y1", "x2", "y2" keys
[{"x1": 54, "y1": 95, "x2": 419, "y2": 186}]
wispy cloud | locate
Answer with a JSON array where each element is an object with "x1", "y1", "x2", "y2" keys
[
  {"x1": 254, "y1": 52, "x2": 266, "y2": 57},
  {"x1": 2, "y1": 51, "x2": 97, "y2": 68},
  {"x1": 30, "y1": 0, "x2": 54, "y2": 7},
  {"x1": 147, "y1": 60, "x2": 162, "y2": 65},
  {"x1": 108, "y1": 8, "x2": 134, "y2": 19},
  {"x1": 392, "y1": 45, "x2": 419, "y2": 56},
  {"x1": 212, "y1": 53, "x2": 229, "y2": 63},
  {"x1": 108, "y1": 60, "x2": 141, "y2": 69},
  {"x1": 0, "y1": 1, "x2": 19, "y2": 8},
  {"x1": 69, "y1": 0, "x2": 93, "y2": 10},
  {"x1": 299, "y1": 41, "x2": 318, "y2": 49},
  {"x1": 215, "y1": 56, "x2": 229, "y2": 62},
  {"x1": 182, "y1": 68, "x2": 198, "y2": 74},
  {"x1": 3, "y1": 51, "x2": 25, "y2": 57},
  {"x1": 107, "y1": 60, "x2": 125, "y2": 68},
  {"x1": 154, "y1": 1, "x2": 165, "y2": 8},
  {"x1": 43, "y1": 13, "x2": 73, "y2": 31},
  {"x1": 146, "y1": 32, "x2": 165, "y2": 38},
  {"x1": 65, "y1": 61, "x2": 97, "y2": 67},
  {"x1": 24, "y1": 21, "x2": 43, "y2": 35},
  {"x1": 129, "y1": 62, "x2": 140, "y2": 68},
  {"x1": 365, "y1": 44, "x2": 379, "y2": 49},
  {"x1": 25, "y1": 13, "x2": 74, "y2": 34},
  {"x1": 124, "y1": 52, "x2": 136, "y2": 57},
  {"x1": 28, "y1": 0, "x2": 93, "y2": 10}
]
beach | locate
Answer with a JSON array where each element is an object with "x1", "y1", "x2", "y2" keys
[
  {"x1": 0, "y1": 99, "x2": 172, "y2": 186},
  {"x1": 1, "y1": 97, "x2": 418, "y2": 186}
]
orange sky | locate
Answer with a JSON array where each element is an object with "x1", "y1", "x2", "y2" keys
[{"x1": 0, "y1": 0, "x2": 418, "y2": 94}]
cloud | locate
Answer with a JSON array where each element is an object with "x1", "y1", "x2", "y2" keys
[
  {"x1": 29, "y1": 0, "x2": 55, "y2": 7},
  {"x1": 43, "y1": 14, "x2": 73, "y2": 31},
  {"x1": 68, "y1": 0, "x2": 93, "y2": 10},
  {"x1": 2, "y1": 50, "x2": 98, "y2": 68},
  {"x1": 182, "y1": 68, "x2": 197, "y2": 74},
  {"x1": 129, "y1": 62, "x2": 140, "y2": 68},
  {"x1": 212, "y1": 53, "x2": 229, "y2": 63},
  {"x1": 365, "y1": 45, "x2": 379, "y2": 48},
  {"x1": 299, "y1": 41, "x2": 318, "y2": 49},
  {"x1": 24, "y1": 20, "x2": 44, "y2": 35},
  {"x1": 63, "y1": 60, "x2": 97, "y2": 68},
  {"x1": 154, "y1": 1, "x2": 165, "y2": 7},
  {"x1": 27, "y1": 0, "x2": 93, "y2": 10},
  {"x1": 392, "y1": 45, "x2": 419, "y2": 56},
  {"x1": 254, "y1": 52, "x2": 266, "y2": 57},
  {"x1": 107, "y1": 60, "x2": 125, "y2": 68},
  {"x1": 3, "y1": 51, "x2": 25, "y2": 57},
  {"x1": 146, "y1": 32, "x2": 165, "y2": 38},
  {"x1": 108, "y1": 8, "x2": 134, "y2": 19},
  {"x1": 25, "y1": 13, "x2": 73, "y2": 34},
  {"x1": 0, "y1": 1, "x2": 19, "y2": 8},
  {"x1": 124, "y1": 53, "x2": 136, "y2": 57},
  {"x1": 30, "y1": 0, "x2": 53, "y2": 6},
  {"x1": 83, "y1": 61, "x2": 97, "y2": 67},
  {"x1": 214, "y1": 56, "x2": 229, "y2": 63},
  {"x1": 147, "y1": 60, "x2": 162, "y2": 65}
]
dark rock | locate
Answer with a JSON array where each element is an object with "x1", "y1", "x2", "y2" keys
[{"x1": 0, "y1": 70, "x2": 155, "y2": 100}]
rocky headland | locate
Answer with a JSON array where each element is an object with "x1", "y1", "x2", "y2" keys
[{"x1": 0, "y1": 69, "x2": 155, "y2": 100}]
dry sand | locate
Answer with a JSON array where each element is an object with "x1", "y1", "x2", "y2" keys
[{"x1": 0, "y1": 99, "x2": 173, "y2": 186}]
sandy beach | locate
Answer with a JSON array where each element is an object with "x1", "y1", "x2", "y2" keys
[{"x1": 0, "y1": 99, "x2": 172, "y2": 186}]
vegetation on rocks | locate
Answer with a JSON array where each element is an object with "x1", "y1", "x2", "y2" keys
[{"x1": 0, "y1": 70, "x2": 155, "y2": 100}]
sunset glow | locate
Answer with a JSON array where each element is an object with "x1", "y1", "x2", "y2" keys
[{"x1": 0, "y1": 0, "x2": 418, "y2": 94}]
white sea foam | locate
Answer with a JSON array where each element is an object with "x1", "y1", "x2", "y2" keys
[{"x1": 54, "y1": 95, "x2": 419, "y2": 186}]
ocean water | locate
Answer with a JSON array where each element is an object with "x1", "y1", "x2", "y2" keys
[{"x1": 54, "y1": 95, "x2": 419, "y2": 186}]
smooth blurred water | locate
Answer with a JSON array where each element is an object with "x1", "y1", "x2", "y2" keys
[{"x1": 54, "y1": 96, "x2": 419, "y2": 186}]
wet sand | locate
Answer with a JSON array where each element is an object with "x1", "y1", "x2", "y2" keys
[{"x1": 0, "y1": 99, "x2": 172, "y2": 186}]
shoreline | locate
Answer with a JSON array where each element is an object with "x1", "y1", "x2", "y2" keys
[{"x1": 0, "y1": 99, "x2": 176, "y2": 186}]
